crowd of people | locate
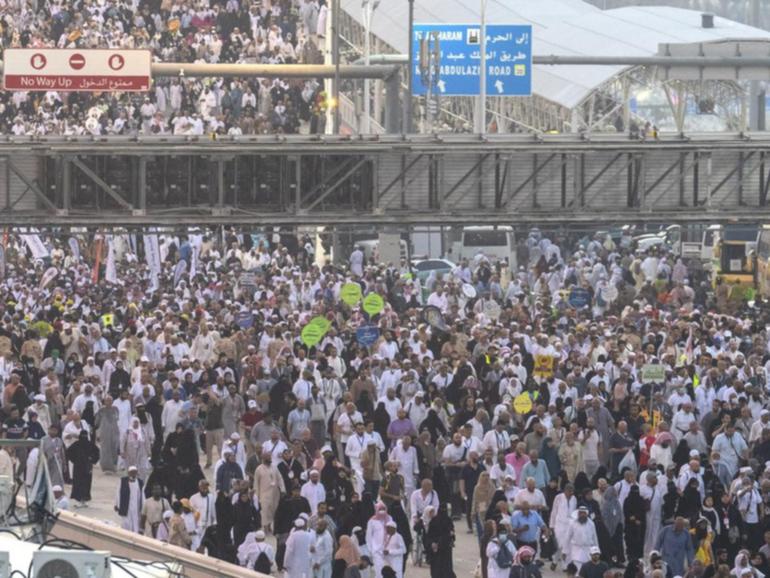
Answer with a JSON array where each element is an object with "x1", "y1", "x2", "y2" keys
[
  {"x1": 0, "y1": 225, "x2": 768, "y2": 578},
  {"x1": 1, "y1": 0, "x2": 333, "y2": 136}
]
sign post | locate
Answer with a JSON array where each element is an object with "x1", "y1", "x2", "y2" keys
[
  {"x1": 412, "y1": 24, "x2": 532, "y2": 97},
  {"x1": 4, "y1": 49, "x2": 152, "y2": 92}
]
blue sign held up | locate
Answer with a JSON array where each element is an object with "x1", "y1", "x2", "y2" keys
[
  {"x1": 235, "y1": 311, "x2": 255, "y2": 329},
  {"x1": 412, "y1": 24, "x2": 532, "y2": 97},
  {"x1": 568, "y1": 287, "x2": 591, "y2": 309},
  {"x1": 356, "y1": 325, "x2": 380, "y2": 347}
]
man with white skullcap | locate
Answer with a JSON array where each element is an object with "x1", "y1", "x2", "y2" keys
[
  {"x1": 284, "y1": 517, "x2": 313, "y2": 578},
  {"x1": 377, "y1": 520, "x2": 407, "y2": 578},
  {"x1": 237, "y1": 529, "x2": 275, "y2": 572},
  {"x1": 300, "y1": 468, "x2": 326, "y2": 515}
]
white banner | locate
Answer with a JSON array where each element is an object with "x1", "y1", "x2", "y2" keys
[
  {"x1": 144, "y1": 234, "x2": 161, "y2": 274},
  {"x1": 68, "y1": 237, "x2": 80, "y2": 261},
  {"x1": 21, "y1": 234, "x2": 49, "y2": 259},
  {"x1": 105, "y1": 237, "x2": 117, "y2": 284}
]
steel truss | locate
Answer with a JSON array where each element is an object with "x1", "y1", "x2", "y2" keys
[{"x1": 0, "y1": 133, "x2": 769, "y2": 227}]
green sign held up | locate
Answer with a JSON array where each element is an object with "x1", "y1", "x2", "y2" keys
[
  {"x1": 301, "y1": 323, "x2": 324, "y2": 347},
  {"x1": 310, "y1": 316, "x2": 332, "y2": 335},
  {"x1": 362, "y1": 293, "x2": 385, "y2": 316},
  {"x1": 340, "y1": 283, "x2": 363, "y2": 306}
]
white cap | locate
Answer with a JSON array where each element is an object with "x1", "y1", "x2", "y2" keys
[
  {"x1": 321, "y1": 445, "x2": 333, "y2": 453},
  {"x1": 255, "y1": 530, "x2": 266, "y2": 540},
  {"x1": 294, "y1": 519, "x2": 305, "y2": 528},
  {"x1": 34, "y1": 394, "x2": 46, "y2": 402},
  {"x1": 52, "y1": 485, "x2": 62, "y2": 492},
  {"x1": 128, "y1": 465, "x2": 138, "y2": 472},
  {"x1": 386, "y1": 521, "x2": 397, "y2": 529},
  {"x1": 230, "y1": 432, "x2": 241, "y2": 441},
  {"x1": 689, "y1": 449, "x2": 700, "y2": 458},
  {"x1": 590, "y1": 546, "x2": 601, "y2": 555},
  {"x1": 248, "y1": 400, "x2": 258, "y2": 409}
]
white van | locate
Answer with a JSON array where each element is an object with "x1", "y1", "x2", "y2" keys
[{"x1": 451, "y1": 226, "x2": 517, "y2": 268}]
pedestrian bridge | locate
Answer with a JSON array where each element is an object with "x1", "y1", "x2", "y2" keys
[{"x1": 2, "y1": 132, "x2": 770, "y2": 228}]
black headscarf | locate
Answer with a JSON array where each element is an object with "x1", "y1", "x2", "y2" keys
[
  {"x1": 419, "y1": 409, "x2": 447, "y2": 443},
  {"x1": 574, "y1": 471, "x2": 592, "y2": 495},
  {"x1": 623, "y1": 484, "x2": 646, "y2": 523},
  {"x1": 373, "y1": 402, "x2": 390, "y2": 441}
]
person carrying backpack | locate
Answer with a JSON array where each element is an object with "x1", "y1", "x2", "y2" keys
[
  {"x1": 486, "y1": 524, "x2": 516, "y2": 578},
  {"x1": 239, "y1": 530, "x2": 275, "y2": 573}
]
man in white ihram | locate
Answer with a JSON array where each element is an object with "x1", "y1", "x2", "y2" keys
[{"x1": 563, "y1": 506, "x2": 599, "y2": 570}]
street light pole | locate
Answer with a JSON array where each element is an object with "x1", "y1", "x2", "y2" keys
[
  {"x1": 475, "y1": 0, "x2": 487, "y2": 134},
  {"x1": 332, "y1": 0, "x2": 341, "y2": 134},
  {"x1": 406, "y1": 0, "x2": 415, "y2": 133},
  {"x1": 362, "y1": 0, "x2": 380, "y2": 134}
]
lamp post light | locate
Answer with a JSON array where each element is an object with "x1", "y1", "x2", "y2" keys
[{"x1": 362, "y1": 0, "x2": 380, "y2": 134}]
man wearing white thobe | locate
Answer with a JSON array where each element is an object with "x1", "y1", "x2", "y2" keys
[
  {"x1": 311, "y1": 520, "x2": 334, "y2": 578},
  {"x1": 563, "y1": 507, "x2": 599, "y2": 570},
  {"x1": 300, "y1": 470, "x2": 326, "y2": 515},
  {"x1": 350, "y1": 247, "x2": 364, "y2": 277},
  {"x1": 115, "y1": 467, "x2": 144, "y2": 533},
  {"x1": 345, "y1": 424, "x2": 368, "y2": 492},
  {"x1": 640, "y1": 471, "x2": 667, "y2": 556},
  {"x1": 389, "y1": 437, "x2": 420, "y2": 501},
  {"x1": 189, "y1": 480, "x2": 217, "y2": 551},
  {"x1": 284, "y1": 520, "x2": 314, "y2": 578},
  {"x1": 378, "y1": 522, "x2": 407, "y2": 578},
  {"x1": 549, "y1": 485, "x2": 577, "y2": 569}
]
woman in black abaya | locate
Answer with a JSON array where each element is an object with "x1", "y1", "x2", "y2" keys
[
  {"x1": 232, "y1": 491, "x2": 260, "y2": 548},
  {"x1": 425, "y1": 503, "x2": 456, "y2": 578},
  {"x1": 623, "y1": 484, "x2": 647, "y2": 563},
  {"x1": 66, "y1": 429, "x2": 99, "y2": 505}
]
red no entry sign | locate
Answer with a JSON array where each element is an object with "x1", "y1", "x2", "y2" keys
[
  {"x1": 69, "y1": 53, "x2": 86, "y2": 70},
  {"x1": 4, "y1": 49, "x2": 151, "y2": 92}
]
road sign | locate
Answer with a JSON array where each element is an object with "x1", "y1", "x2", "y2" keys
[
  {"x1": 4, "y1": 49, "x2": 151, "y2": 92},
  {"x1": 412, "y1": 24, "x2": 532, "y2": 97}
]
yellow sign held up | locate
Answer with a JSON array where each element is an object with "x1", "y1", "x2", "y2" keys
[
  {"x1": 533, "y1": 354, "x2": 554, "y2": 379},
  {"x1": 513, "y1": 393, "x2": 533, "y2": 415}
]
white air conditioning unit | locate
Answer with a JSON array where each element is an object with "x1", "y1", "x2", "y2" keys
[
  {"x1": 32, "y1": 550, "x2": 111, "y2": 578},
  {"x1": 0, "y1": 551, "x2": 9, "y2": 578}
]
